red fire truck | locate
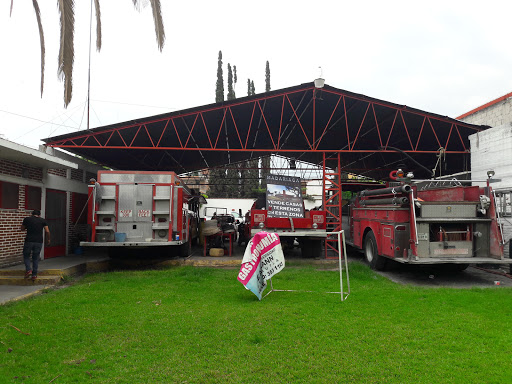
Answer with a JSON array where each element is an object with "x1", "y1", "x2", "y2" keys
[
  {"x1": 81, "y1": 170, "x2": 204, "y2": 257},
  {"x1": 345, "y1": 170, "x2": 512, "y2": 270},
  {"x1": 241, "y1": 196, "x2": 328, "y2": 257}
]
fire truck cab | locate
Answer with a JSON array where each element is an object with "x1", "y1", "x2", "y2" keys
[{"x1": 243, "y1": 195, "x2": 328, "y2": 257}]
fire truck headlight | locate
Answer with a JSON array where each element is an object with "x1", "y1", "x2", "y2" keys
[
  {"x1": 312, "y1": 223, "x2": 318, "y2": 229},
  {"x1": 258, "y1": 222, "x2": 265, "y2": 229}
]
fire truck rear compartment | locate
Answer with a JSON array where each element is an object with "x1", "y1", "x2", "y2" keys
[{"x1": 414, "y1": 201, "x2": 489, "y2": 260}]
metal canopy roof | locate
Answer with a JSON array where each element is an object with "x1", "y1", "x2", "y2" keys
[{"x1": 44, "y1": 82, "x2": 485, "y2": 180}]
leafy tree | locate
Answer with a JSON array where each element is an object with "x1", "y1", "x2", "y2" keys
[
  {"x1": 12, "y1": 0, "x2": 165, "y2": 107},
  {"x1": 265, "y1": 61, "x2": 271, "y2": 92},
  {"x1": 215, "y1": 51, "x2": 224, "y2": 102},
  {"x1": 227, "y1": 63, "x2": 235, "y2": 101}
]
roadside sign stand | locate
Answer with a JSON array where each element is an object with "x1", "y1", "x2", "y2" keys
[{"x1": 263, "y1": 231, "x2": 350, "y2": 301}]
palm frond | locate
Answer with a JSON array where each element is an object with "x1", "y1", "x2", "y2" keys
[
  {"x1": 31, "y1": 0, "x2": 45, "y2": 97},
  {"x1": 57, "y1": 0, "x2": 75, "y2": 107},
  {"x1": 149, "y1": 0, "x2": 165, "y2": 51},
  {"x1": 94, "y1": 0, "x2": 101, "y2": 51},
  {"x1": 132, "y1": 0, "x2": 165, "y2": 51},
  {"x1": 132, "y1": 0, "x2": 149, "y2": 12}
]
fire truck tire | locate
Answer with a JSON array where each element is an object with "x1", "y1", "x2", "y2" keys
[
  {"x1": 107, "y1": 247, "x2": 123, "y2": 259},
  {"x1": 178, "y1": 241, "x2": 191, "y2": 257},
  {"x1": 445, "y1": 263, "x2": 469, "y2": 272},
  {"x1": 364, "y1": 231, "x2": 387, "y2": 271},
  {"x1": 301, "y1": 239, "x2": 322, "y2": 258}
]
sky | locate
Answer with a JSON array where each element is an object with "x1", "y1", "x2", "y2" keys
[{"x1": 1, "y1": 0, "x2": 512, "y2": 150}]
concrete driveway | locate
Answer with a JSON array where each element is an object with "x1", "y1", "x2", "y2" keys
[{"x1": 347, "y1": 249, "x2": 512, "y2": 288}]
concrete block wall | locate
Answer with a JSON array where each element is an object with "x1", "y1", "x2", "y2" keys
[
  {"x1": 465, "y1": 100, "x2": 512, "y2": 257},
  {"x1": 469, "y1": 125, "x2": 512, "y2": 189},
  {"x1": 461, "y1": 96, "x2": 512, "y2": 127}
]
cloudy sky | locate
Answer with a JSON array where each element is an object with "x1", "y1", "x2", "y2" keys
[{"x1": 1, "y1": 0, "x2": 511, "y2": 149}]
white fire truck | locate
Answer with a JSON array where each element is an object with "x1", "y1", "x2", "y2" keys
[{"x1": 81, "y1": 170, "x2": 205, "y2": 257}]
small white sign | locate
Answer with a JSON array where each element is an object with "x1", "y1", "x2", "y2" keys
[
  {"x1": 138, "y1": 209, "x2": 151, "y2": 218},
  {"x1": 417, "y1": 233, "x2": 428, "y2": 241},
  {"x1": 313, "y1": 215, "x2": 324, "y2": 223},
  {"x1": 119, "y1": 209, "x2": 133, "y2": 218}
]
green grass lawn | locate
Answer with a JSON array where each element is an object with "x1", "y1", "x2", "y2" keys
[{"x1": 1, "y1": 263, "x2": 511, "y2": 383}]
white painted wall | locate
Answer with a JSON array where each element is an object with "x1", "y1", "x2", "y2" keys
[
  {"x1": 469, "y1": 124, "x2": 512, "y2": 257},
  {"x1": 200, "y1": 198, "x2": 256, "y2": 219},
  {"x1": 469, "y1": 125, "x2": 512, "y2": 189}
]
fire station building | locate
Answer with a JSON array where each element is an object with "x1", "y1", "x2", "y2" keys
[{"x1": 0, "y1": 137, "x2": 102, "y2": 268}]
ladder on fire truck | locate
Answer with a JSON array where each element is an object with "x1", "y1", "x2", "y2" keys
[{"x1": 323, "y1": 152, "x2": 343, "y2": 259}]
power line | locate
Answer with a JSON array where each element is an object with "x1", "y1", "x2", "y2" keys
[
  {"x1": 92, "y1": 99, "x2": 178, "y2": 110},
  {"x1": 0, "y1": 108, "x2": 81, "y2": 130}
]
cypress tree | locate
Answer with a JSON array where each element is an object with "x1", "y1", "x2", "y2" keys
[
  {"x1": 265, "y1": 61, "x2": 271, "y2": 92},
  {"x1": 226, "y1": 165, "x2": 240, "y2": 196},
  {"x1": 247, "y1": 79, "x2": 251, "y2": 96},
  {"x1": 233, "y1": 65, "x2": 237, "y2": 96},
  {"x1": 227, "y1": 63, "x2": 235, "y2": 101},
  {"x1": 241, "y1": 159, "x2": 260, "y2": 197},
  {"x1": 260, "y1": 156, "x2": 271, "y2": 190},
  {"x1": 250, "y1": 80, "x2": 255, "y2": 95},
  {"x1": 208, "y1": 167, "x2": 227, "y2": 197},
  {"x1": 215, "y1": 51, "x2": 224, "y2": 103}
]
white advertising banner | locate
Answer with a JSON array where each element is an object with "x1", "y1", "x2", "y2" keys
[
  {"x1": 237, "y1": 232, "x2": 285, "y2": 300},
  {"x1": 266, "y1": 174, "x2": 304, "y2": 218}
]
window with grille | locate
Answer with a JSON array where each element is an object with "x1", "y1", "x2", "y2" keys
[{"x1": 0, "y1": 181, "x2": 19, "y2": 209}]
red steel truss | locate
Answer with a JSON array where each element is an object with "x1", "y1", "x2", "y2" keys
[{"x1": 45, "y1": 83, "x2": 481, "y2": 181}]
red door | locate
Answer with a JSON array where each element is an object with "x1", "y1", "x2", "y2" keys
[{"x1": 44, "y1": 189, "x2": 67, "y2": 258}]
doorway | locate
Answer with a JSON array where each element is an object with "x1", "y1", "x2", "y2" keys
[{"x1": 44, "y1": 189, "x2": 67, "y2": 258}]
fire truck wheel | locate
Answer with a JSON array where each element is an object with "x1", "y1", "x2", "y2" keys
[
  {"x1": 107, "y1": 248, "x2": 123, "y2": 259},
  {"x1": 445, "y1": 263, "x2": 469, "y2": 272},
  {"x1": 178, "y1": 241, "x2": 191, "y2": 257},
  {"x1": 364, "y1": 231, "x2": 387, "y2": 271},
  {"x1": 301, "y1": 239, "x2": 322, "y2": 258}
]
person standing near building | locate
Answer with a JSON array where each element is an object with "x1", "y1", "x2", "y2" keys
[{"x1": 20, "y1": 210, "x2": 50, "y2": 281}]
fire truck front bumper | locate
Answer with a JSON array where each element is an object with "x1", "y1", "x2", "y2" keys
[{"x1": 250, "y1": 229, "x2": 327, "y2": 237}]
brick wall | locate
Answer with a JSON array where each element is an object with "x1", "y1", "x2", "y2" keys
[
  {"x1": 0, "y1": 159, "x2": 43, "y2": 181},
  {"x1": 0, "y1": 184, "x2": 31, "y2": 267},
  {"x1": 48, "y1": 168, "x2": 67, "y2": 177},
  {"x1": 70, "y1": 168, "x2": 84, "y2": 182},
  {"x1": 68, "y1": 194, "x2": 89, "y2": 253}
]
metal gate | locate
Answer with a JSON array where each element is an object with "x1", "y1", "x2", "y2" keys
[{"x1": 44, "y1": 189, "x2": 67, "y2": 258}]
